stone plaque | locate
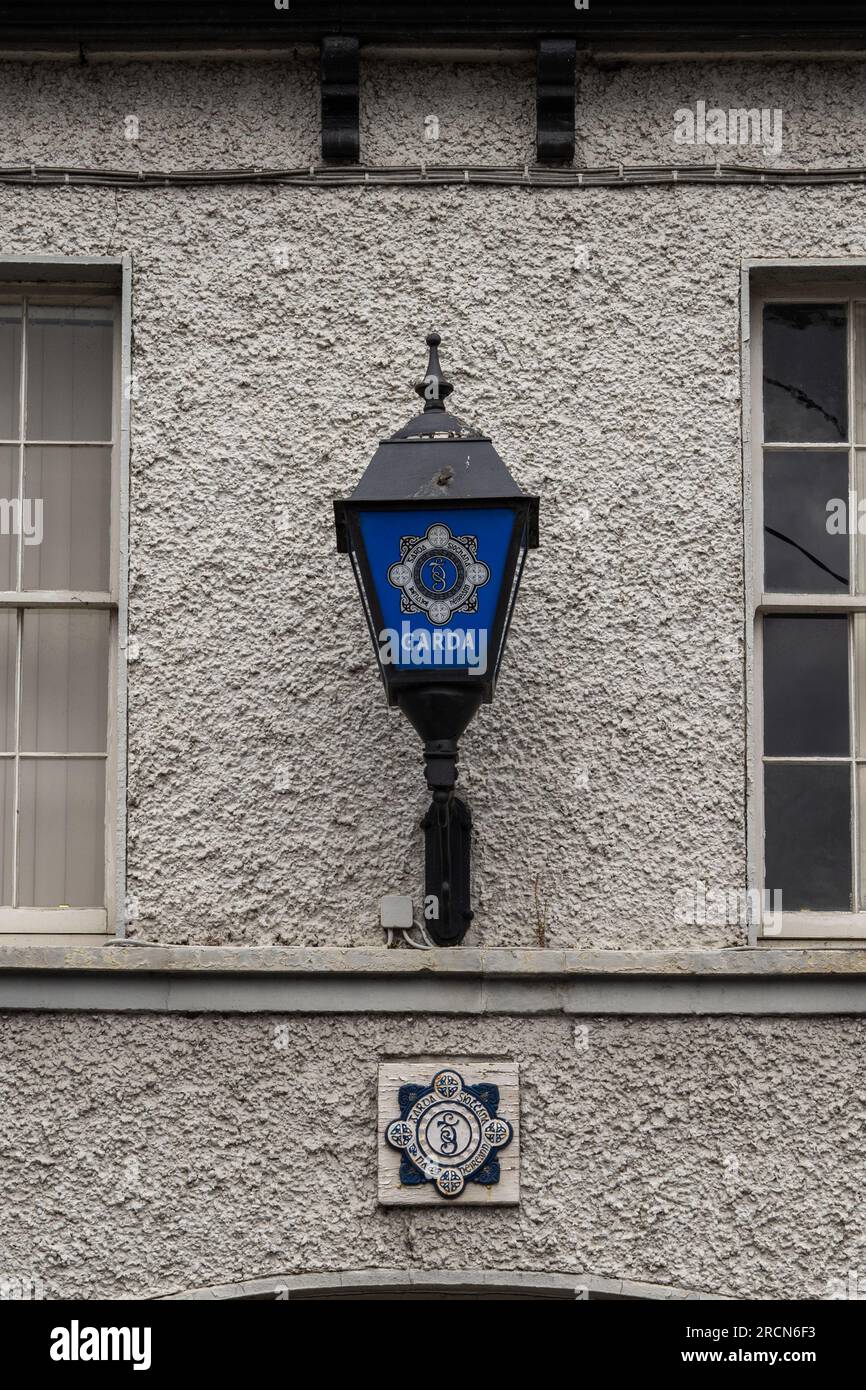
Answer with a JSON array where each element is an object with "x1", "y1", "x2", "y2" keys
[{"x1": 378, "y1": 1057, "x2": 519, "y2": 1206}]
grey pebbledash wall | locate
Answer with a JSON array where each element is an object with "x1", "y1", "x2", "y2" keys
[
  {"x1": 0, "y1": 1009, "x2": 862, "y2": 1301},
  {"x1": 2, "y1": 49, "x2": 866, "y2": 1307},
  {"x1": 1, "y1": 53, "x2": 863, "y2": 951}
]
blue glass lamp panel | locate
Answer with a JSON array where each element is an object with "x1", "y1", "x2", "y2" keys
[
  {"x1": 492, "y1": 534, "x2": 527, "y2": 680},
  {"x1": 356, "y1": 507, "x2": 516, "y2": 674}
]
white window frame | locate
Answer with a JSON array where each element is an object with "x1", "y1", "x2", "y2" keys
[
  {"x1": 746, "y1": 260, "x2": 866, "y2": 942},
  {"x1": 0, "y1": 256, "x2": 130, "y2": 945}
]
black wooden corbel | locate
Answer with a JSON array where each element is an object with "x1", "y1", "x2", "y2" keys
[
  {"x1": 536, "y1": 39, "x2": 576, "y2": 164},
  {"x1": 321, "y1": 35, "x2": 360, "y2": 164}
]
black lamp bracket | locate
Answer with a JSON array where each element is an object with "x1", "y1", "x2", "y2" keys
[{"x1": 420, "y1": 738, "x2": 473, "y2": 946}]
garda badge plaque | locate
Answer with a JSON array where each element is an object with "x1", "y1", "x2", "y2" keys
[{"x1": 378, "y1": 1058, "x2": 519, "y2": 1205}]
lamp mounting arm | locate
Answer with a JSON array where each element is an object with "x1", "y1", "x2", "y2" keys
[{"x1": 419, "y1": 736, "x2": 473, "y2": 946}]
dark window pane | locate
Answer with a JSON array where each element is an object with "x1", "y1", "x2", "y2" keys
[
  {"x1": 763, "y1": 303, "x2": 848, "y2": 443},
  {"x1": 764, "y1": 762, "x2": 851, "y2": 910},
  {"x1": 763, "y1": 615, "x2": 849, "y2": 756},
  {"x1": 764, "y1": 450, "x2": 849, "y2": 592},
  {"x1": 0, "y1": 305, "x2": 21, "y2": 439}
]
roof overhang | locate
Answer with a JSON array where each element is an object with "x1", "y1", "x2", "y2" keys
[{"x1": 7, "y1": 3, "x2": 866, "y2": 61}]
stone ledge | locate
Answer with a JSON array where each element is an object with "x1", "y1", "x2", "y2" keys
[
  {"x1": 1, "y1": 943, "x2": 866, "y2": 977},
  {"x1": 0, "y1": 944, "x2": 866, "y2": 1014}
]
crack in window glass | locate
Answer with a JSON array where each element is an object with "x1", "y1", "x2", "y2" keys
[
  {"x1": 764, "y1": 524, "x2": 848, "y2": 586},
  {"x1": 763, "y1": 376, "x2": 845, "y2": 436}
]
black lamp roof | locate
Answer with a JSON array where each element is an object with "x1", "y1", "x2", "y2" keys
[{"x1": 334, "y1": 332, "x2": 540, "y2": 550}]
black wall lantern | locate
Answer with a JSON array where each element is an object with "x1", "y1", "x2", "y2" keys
[{"x1": 334, "y1": 334, "x2": 540, "y2": 945}]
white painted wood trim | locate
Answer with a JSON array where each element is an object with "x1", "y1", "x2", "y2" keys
[
  {"x1": 0, "y1": 933, "x2": 111, "y2": 946},
  {"x1": 0, "y1": 591, "x2": 114, "y2": 607},
  {"x1": 760, "y1": 593, "x2": 866, "y2": 610},
  {"x1": 763, "y1": 913, "x2": 866, "y2": 939},
  {"x1": 741, "y1": 263, "x2": 759, "y2": 946},
  {"x1": 113, "y1": 255, "x2": 131, "y2": 938},
  {"x1": 0, "y1": 908, "x2": 108, "y2": 932}
]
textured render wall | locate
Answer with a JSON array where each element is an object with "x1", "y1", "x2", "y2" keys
[
  {"x1": 1, "y1": 57, "x2": 866, "y2": 946},
  {"x1": 120, "y1": 174, "x2": 748, "y2": 950},
  {"x1": 4, "y1": 54, "x2": 862, "y2": 170},
  {"x1": 0, "y1": 57, "x2": 319, "y2": 168},
  {"x1": 576, "y1": 60, "x2": 866, "y2": 167},
  {"x1": 0, "y1": 1010, "x2": 864, "y2": 1300},
  {"x1": 367, "y1": 56, "x2": 866, "y2": 168},
  {"x1": 362, "y1": 55, "x2": 535, "y2": 164}
]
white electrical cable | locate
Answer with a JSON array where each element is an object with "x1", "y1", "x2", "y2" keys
[{"x1": 1, "y1": 162, "x2": 865, "y2": 190}]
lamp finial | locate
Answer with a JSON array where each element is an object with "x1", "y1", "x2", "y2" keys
[{"x1": 415, "y1": 331, "x2": 454, "y2": 412}]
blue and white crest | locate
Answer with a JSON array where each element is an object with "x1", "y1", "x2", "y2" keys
[
  {"x1": 387, "y1": 523, "x2": 490, "y2": 626},
  {"x1": 384, "y1": 1067, "x2": 513, "y2": 1198}
]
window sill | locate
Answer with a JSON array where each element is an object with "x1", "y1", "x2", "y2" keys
[
  {"x1": 760, "y1": 913, "x2": 866, "y2": 940},
  {"x1": 0, "y1": 908, "x2": 109, "y2": 946}
]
